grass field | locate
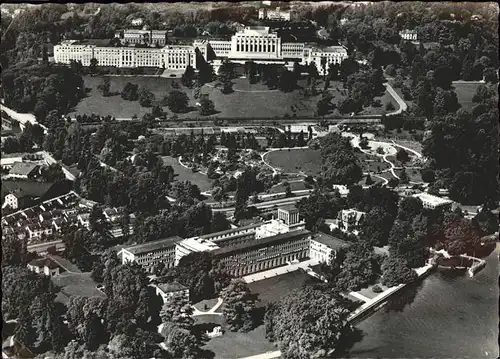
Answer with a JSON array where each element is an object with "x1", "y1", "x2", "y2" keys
[
  {"x1": 51, "y1": 272, "x2": 104, "y2": 305},
  {"x1": 452, "y1": 82, "x2": 482, "y2": 111},
  {"x1": 357, "y1": 151, "x2": 391, "y2": 173},
  {"x1": 202, "y1": 324, "x2": 275, "y2": 358},
  {"x1": 72, "y1": 74, "x2": 397, "y2": 119},
  {"x1": 248, "y1": 271, "x2": 318, "y2": 306},
  {"x1": 264, "y1": 148, "x2": 322, "y2": 175},
  {"x1": 161, "y1": 156, "x2": 213, "y2": 192},
  {"x1": 268, "y1": 180, "x2": 308, "y2": 194}
]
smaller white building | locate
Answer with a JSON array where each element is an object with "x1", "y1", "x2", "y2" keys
[
  {"x1": 2, "y1": 194, "x2": 18, "y2": 210},
  {"x1": 399, "y1": 29, "x2": 418, "y2": 41},
  {"x1": 256, "y1": 207, "x2": 306, "y2": 238},
  {"x1": 131, "y1": 18, "x2": 143, "y2": 26},
  {"x1": 309, "y1": 232, "x2": 349, "y2": 264},
  {"x1": 154, "y1": 281, "x2": 190, "y2": 304},
  {"x1": 27, "y1": 258, "x2": 60, "y2": 276},
  {"x1": 412, "y1": 193, "x2": 453, "y2": 210},
  {"x1": 258, "y1": 7, "x2": 291, "y2": 21}
]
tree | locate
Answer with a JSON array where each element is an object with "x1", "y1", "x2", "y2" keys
[
  {"x1": 198, "y1": 94, "x2": 215, "y2": 116},
  {"x1": 421, "y1": 169, "x2": 435, "y2": 183},
  {"x1": 360, "y1": 206, "x2": 395, "y2": 247},
  {"x1": 395, "y1": 148, "x2": 410, "y2": 164},
  {"x1": 320, "y1": 133, "x2": 363, "y2": 186},
  {"x1": 165, "y1": 327, "x2": 200, "y2": 359},
  {"x1": 433, "y1": 89, "x2": 460, "y2": 116},
  {"x1": 265, "y1": 285, "x2": 357, "y2": 358},
  {"x1": 220, "y1": 279, "x2": 259, "y2": 332},
  {"x1": 399, "y1": 169, "x2": 409, "y2": 184},
  {"x1": 89, "y1": 204, "x2": 110, "y2": 237},
  {"x1": 166, "y1": 90, "x2": 189, "y2": 113},
  {"x1": 40, "y1": 163, "x2": 65, "y2": 182},
  {"x1": 97, "y1": 78, "x2": 111, "y2": 97},
  {"x1": 365, "y1": 173, "x2": 374, "y2": 186},
  {"x1": 317, "y1": 95, "x2": 332, "y2": 116},
  {"x1": 66, "y1": 296, "x2": 108, "y2": 350},
  {"x1": 211, "y1": 212, "x2": 230, "y2": 232},
  {"x1": 181, "y1": 65, "x2": 195, "y2": 88},
  {"x1": 160, "y1": 293, "x2": 194, "y2": 330},
  {"x1": 121, "y1": 82, "x2": 139, "y2": 101},
  {"x1": 139, "y1": 87, "x2": 155, "y2": 107},
  {"x1": 381, "y1": 256, "x2": 418, "y2": 287},
  {"x1": 89, "y1": 58, "x2": 98, "y2": 75},
  {"x1": 1, "y1": 235, "x2": 28, "y2": 267},
  {"x1": 278, "y1": 69, "x2": 296, "y2": 93},
  {"x1": 284, "y1": 182, "x2": 293, "y2": 198}
]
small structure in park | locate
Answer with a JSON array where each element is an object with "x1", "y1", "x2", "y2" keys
[{"x1": 206, "y1": 326, "x2": 223, "y2": 338}]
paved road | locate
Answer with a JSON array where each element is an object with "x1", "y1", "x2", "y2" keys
[
  {"x1": 238, "y1": 351, "x2": 282, "y2": 359},
  {"x1": 192, "y1": 297, "x2": 224, "y2": 316},
  {"x1": 384, "y1": 82, "x2": 408, "y2": 116},
  {"x1": 27, "y1": 240, "x2": 65, "y2": 253}
]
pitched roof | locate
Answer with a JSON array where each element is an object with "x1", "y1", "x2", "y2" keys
[
  {"x1": 28, "y1": 257, "x2": 59, "y2": 269},
  {"x1": 1, "y1": 180, "x2": 55, "y2": 200},
  {"x1": 124, "y1": 236, "x2": 183, "y2": 255},
  {"x1": 9, "y1": 162, "x2": 39, "y2": 176}
]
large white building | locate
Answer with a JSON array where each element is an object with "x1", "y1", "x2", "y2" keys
[
  {"x1": 258, "y1": 7, "x2": 291, "y2": 21},
  {"x1": 399, "y1": 29, "x2": 418, "y2": 41},
  {"x1": 54, "y1": 27, "x2": 347, "y2": 76},
  {"x1": 54, "y1": 40, "x2": 196, "y2": 70}
]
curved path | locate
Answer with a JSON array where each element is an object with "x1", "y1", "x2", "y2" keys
[{"x1": 191, "y1": 297, "x2": 223, "y2": 317}]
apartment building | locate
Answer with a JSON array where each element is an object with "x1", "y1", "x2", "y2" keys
[
  {"x1": 120, "y1": 236, "x2": 183, "y2": 273},
  {"x1": 412, "y1": 193, "x2": 453, "y2": 210}
]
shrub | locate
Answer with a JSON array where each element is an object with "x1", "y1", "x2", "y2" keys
[{"x1": 372, "y1": 284, "x2": 383, "y2": 293}]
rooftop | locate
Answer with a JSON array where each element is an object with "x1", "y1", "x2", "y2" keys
[
  {"x1": 124, "y1": 236, "x2": 183, "y2": 255},
  {"x1": 200, "y1": 222, "x2": 262, "y2": 239},
  {"x1": 1, "y1": 180, "x2": 55, "y2": 200},
  {"x1": 412, "y1": 193, "x2": 453, "y2": 206},
  {"x1": 9, "y1": 162, "x2": 39, "y2": 176},
  {"x1": 311, "y1": 232, "x2": 350, "y2": 250},
  {"x1": 156, "y1": 281, "x2": 188, "y2": 293},
  {"x1": 28, "y1": 257, "x2": 59, "y2": 270},
  {"x1": 178, "y1": 237, "x2": 220, "y2": 252},
  {"x1": 214, "y1": 228, "x2": 311, "y2": 256}
]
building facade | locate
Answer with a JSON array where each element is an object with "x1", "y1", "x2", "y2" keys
[
  {"x1": 54, "y1": 27, "x2": 347, "y2": 75},
  {"x1": 153, "y1": 281, "x2": 190, "y2": 304},
  {"x1": 399, "y1": 29, "x2": 418, "y2": 41},
  {"x1": 258, "y1": 7, "x2": 291, "y2": 21},
  {"x1": 412, "y1": 193, "x2": 453, "y2": 210},
  {"x1": 54, "y1": 40, "x2": 196, "y2": 70},
  {"x1": 309, "y1": 233, "x2": 349, "y2": 264},
  {"x1": 120, "y1": 236, "x2": 182, "y2": 273},
  {"x1": 27, "y1": 258, "x2": 60, "y2": 276},
  {"x1": 214, "y1": 229, "x2": 311, "y2": 277}
]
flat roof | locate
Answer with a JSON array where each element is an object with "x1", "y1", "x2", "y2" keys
[
  {"x1": 156, "y1": 281, "x2": 188, "y2": 293},
  {"x1": 214, "y1": 228, "x2": 310, "y2": 256},
  {"x1": 311, "y1": 232, "x2": 350, "y2": 250},
  {"x1": 178, "y1": 237, "x2": 219, "y2": 252},
  {"x1": 200, "y1": 222, "x2": 262, "y2": 239},
  {"x1": 412, "y1": 193, "x2": 453, "y2": 206},
  {"x1": 124, "y1": 236, "x2": 183, "y2": 255}
]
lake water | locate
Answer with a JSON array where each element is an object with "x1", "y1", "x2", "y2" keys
[{"x1": 351, "y1": 245, "x2": 499, "y2": 359}]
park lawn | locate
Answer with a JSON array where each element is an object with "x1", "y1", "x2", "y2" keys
[
  {"x1": 264, "y1": 148, "x2": 322, "y2": 175},
  {"x1": 193, "y1": 298, "x2": 220, "y2": 312},
  {"x1": 452, "y1": 82, "x2": 482, "y2": 111},
  {"x1": 70, "y1": 75, "x2": 181, "y2": 118},
  {"x1": 405, "y1": 168, "x2": 424, "y2": 183},
  {"x1": 248, "y1": 271, "x2": 318, "y2": 307},
  {"x1": 358, "y1": 175, "x2": 385, "y2": 187},
  {"x1": 161, "y1": 156, "x2": 213, "y2": 192},
  {"x1": 201, "y1": 77, "x2": 322, "y2": 119},
  {"x1": 202, "y1": 323, "x2": 275, "y2": 359},
  {"x1": 356, "y1": 151, "x2": 391, "y2": 173},
  {"x1": 51, "y1": 272, "x2": 104, "y2": 305}
]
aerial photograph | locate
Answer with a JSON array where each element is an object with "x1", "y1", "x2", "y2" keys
[{"x1": 0, "y1": 1, "x2": 498, "y2": 358}]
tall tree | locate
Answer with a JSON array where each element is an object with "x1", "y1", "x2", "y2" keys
[{"x1": 220, "y1": 279, "x2": 259, "y2": 332}]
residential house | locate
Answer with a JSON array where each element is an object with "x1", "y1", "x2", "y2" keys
[{"x1": 27, "y1": 257, "x2": 60, "y2": 276}]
